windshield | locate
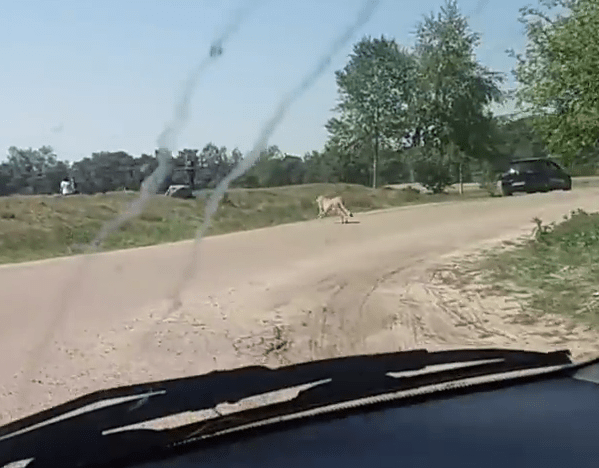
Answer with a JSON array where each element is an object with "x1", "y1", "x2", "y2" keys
[{"x1": 1, "y1": 0, "x2": 599, "y2": 455}]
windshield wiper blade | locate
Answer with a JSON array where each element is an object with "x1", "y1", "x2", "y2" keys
[{"x1": 0, "y1": 348, "x2": 573, "y2": 468}]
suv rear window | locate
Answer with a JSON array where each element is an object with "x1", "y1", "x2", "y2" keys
[{"x1": 509, "y1": 160, "x2": 545, "y2": 172}]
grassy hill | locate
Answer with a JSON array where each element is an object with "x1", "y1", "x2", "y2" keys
[{"x1": 0, "y1": 183, "x2": 487, "y2": 265}]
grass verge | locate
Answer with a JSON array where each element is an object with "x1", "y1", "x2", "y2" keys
[
  {"x1": 439, "y1": 208, "x2": 599, "y2": 328},
  {"x1": 0, "y1": 182, "x2": 487, "y2": 265}
]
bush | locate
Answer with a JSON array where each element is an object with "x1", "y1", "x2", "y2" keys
[
  {"x1": 414, "y1": 159, "x2": 453, "y2": 194},
  {"x1": 569, "y1": 165, "x2": 598, "y2": 177},
  {"x1": 477, "y1": 166, "x2": 502, "y2": 197}
]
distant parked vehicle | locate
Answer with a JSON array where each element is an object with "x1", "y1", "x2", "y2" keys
[
  {"x1": 164, "y1": 184, "x2": 195, "y2": 199},
  {"x1": 500, "y1": 158, "x2": 572, "y2": 196},
  {"x1": 60, "y1": 177, "x2": 78, "y2": 196}
]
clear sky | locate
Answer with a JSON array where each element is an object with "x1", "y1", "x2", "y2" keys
[{"x1": 0, "y1": 0, "x2": 531, "y2": 162}]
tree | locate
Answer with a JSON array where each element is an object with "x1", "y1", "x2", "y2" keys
[
  {"x1": 278, "y1": 155, "x2": 305, "y2": 186},
  {"x1": 0, "y1": 163, "x2": 13, "y2": 196},
  {"x1": 177, "y1": 149, "x2": 199, "y2": 188},
  {"x1": 227, "y1": 148, "x2": 249, "y2": 187},
  {"x1": 4, "y1": 146, "x2": 68, "y2": 194},
  {"x1": 231, "y1": 148, "x2": 243, "y2": 167},
  {"x1": 236, "y1": 145, "x2": 281, "y2": 187},
  {"x1": 378, "y1": 146, "x2": 411, "y2": 185},
  {"x1": 412, "y1": 0, "x2": 505, "y2": 193},
  {"x1": 136, "y1": 153, "x2": 160, "y2": 189},
  {"x1": 511, "y1": 0, "x2": 599, "y2": 165},
  {"x1": 69, "y1": 151, "x2": 141, "y2": 193},
  {"x1": 324, "y1": 112, "x2": 371, "y2": 185},
  {"x1": 196, "y1": 143, "x2": 233, "y2": 188},
  {"x1": 303, "y1": 150, "x2": 335, "y2": 183},
  {"x1": 323, "y1": 138, "x2": 372, "y2": 185},
  {"x1": 329, "y1": 35, "x2": 419, "y2": 188},
  {"x1": 494, "y1": 115, "x2": 548, "y2": 161}
]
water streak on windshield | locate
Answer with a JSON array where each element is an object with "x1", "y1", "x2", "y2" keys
[{"x1": 14, "y1": 0, "x2": 382, "y2": 423}]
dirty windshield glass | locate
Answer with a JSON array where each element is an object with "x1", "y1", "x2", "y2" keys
[{"x1": 1, "y1": 0, "x2": 599, "y2": 447}]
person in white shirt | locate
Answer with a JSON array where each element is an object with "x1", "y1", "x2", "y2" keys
[{"x1": 60, "y1": 178, "x2": 72, "y2": 196}]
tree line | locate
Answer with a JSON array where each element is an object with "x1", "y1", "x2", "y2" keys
[
  {"x1": 0, "y1": 113, "x2": 562, "y2": 197},
  {"x1": 2, "y1": 0, "x2": 597, "y2": 197}
]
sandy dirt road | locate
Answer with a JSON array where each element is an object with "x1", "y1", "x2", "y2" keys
[{"x1": 3, "y1": 188, "x2": 599, "y2": 422}]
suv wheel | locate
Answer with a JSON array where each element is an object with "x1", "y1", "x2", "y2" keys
[{"x1": 563, "y1": 178, "x2": 572, "y2": 191}]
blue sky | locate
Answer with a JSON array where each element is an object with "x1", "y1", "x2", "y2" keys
[{"x1": 0, "y1": 0, "x2": 532, "y2": 162}]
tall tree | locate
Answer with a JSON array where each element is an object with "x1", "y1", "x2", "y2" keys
[
  {"x1": 70, "y1": 151, "x2": 138, "y2": 193},
  {"x1": 5, "y1": 146, "x2": 68, "y2": 194},
  {"x1": 329, "y1": 35, "x2": 419, "y2": 188},
  {"x1": 199, "y1": 143, "x2": 231, "y2": 188},
  {"x1": 413, "y1": 0, "x2": 504, "y2": 193},
  {"x1": 510, "y1": 0, "x2": 599, "y2": 165}
]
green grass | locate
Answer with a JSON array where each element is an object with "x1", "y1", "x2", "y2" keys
[
  {"x1": 0, "y1": 182, "x2": 488, "y2": 265},
  {"x1": 444, "y1": 208, "x2": 599, "y2": 328}
]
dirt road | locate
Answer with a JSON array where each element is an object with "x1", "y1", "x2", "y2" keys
[{"x1": 3, "y1": 188, "x2": 599, "y2": 422}]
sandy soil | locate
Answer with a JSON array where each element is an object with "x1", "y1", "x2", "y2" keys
[{"x1": 2, "y1": 188, "x2": 599, "y2": 423}]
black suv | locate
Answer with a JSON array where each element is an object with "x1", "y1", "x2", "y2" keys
[{"x1": 500, "y1": 158, "x2": 572, "y2": 196}]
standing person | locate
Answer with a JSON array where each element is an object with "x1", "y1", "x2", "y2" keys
[
  {"x1": 185, "y1": 153, "x2": 196, "y2": 189},
  {"x1": 60, "y1": 177, "x2": 71, "y2": 196},
  {"x1": 69, "y1": 177, "x2": 78, "y2": 194}
]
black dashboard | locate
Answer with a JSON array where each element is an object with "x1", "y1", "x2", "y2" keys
[{"x1": 137, "y1": 365, "x2": 599, "y2": 468}]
